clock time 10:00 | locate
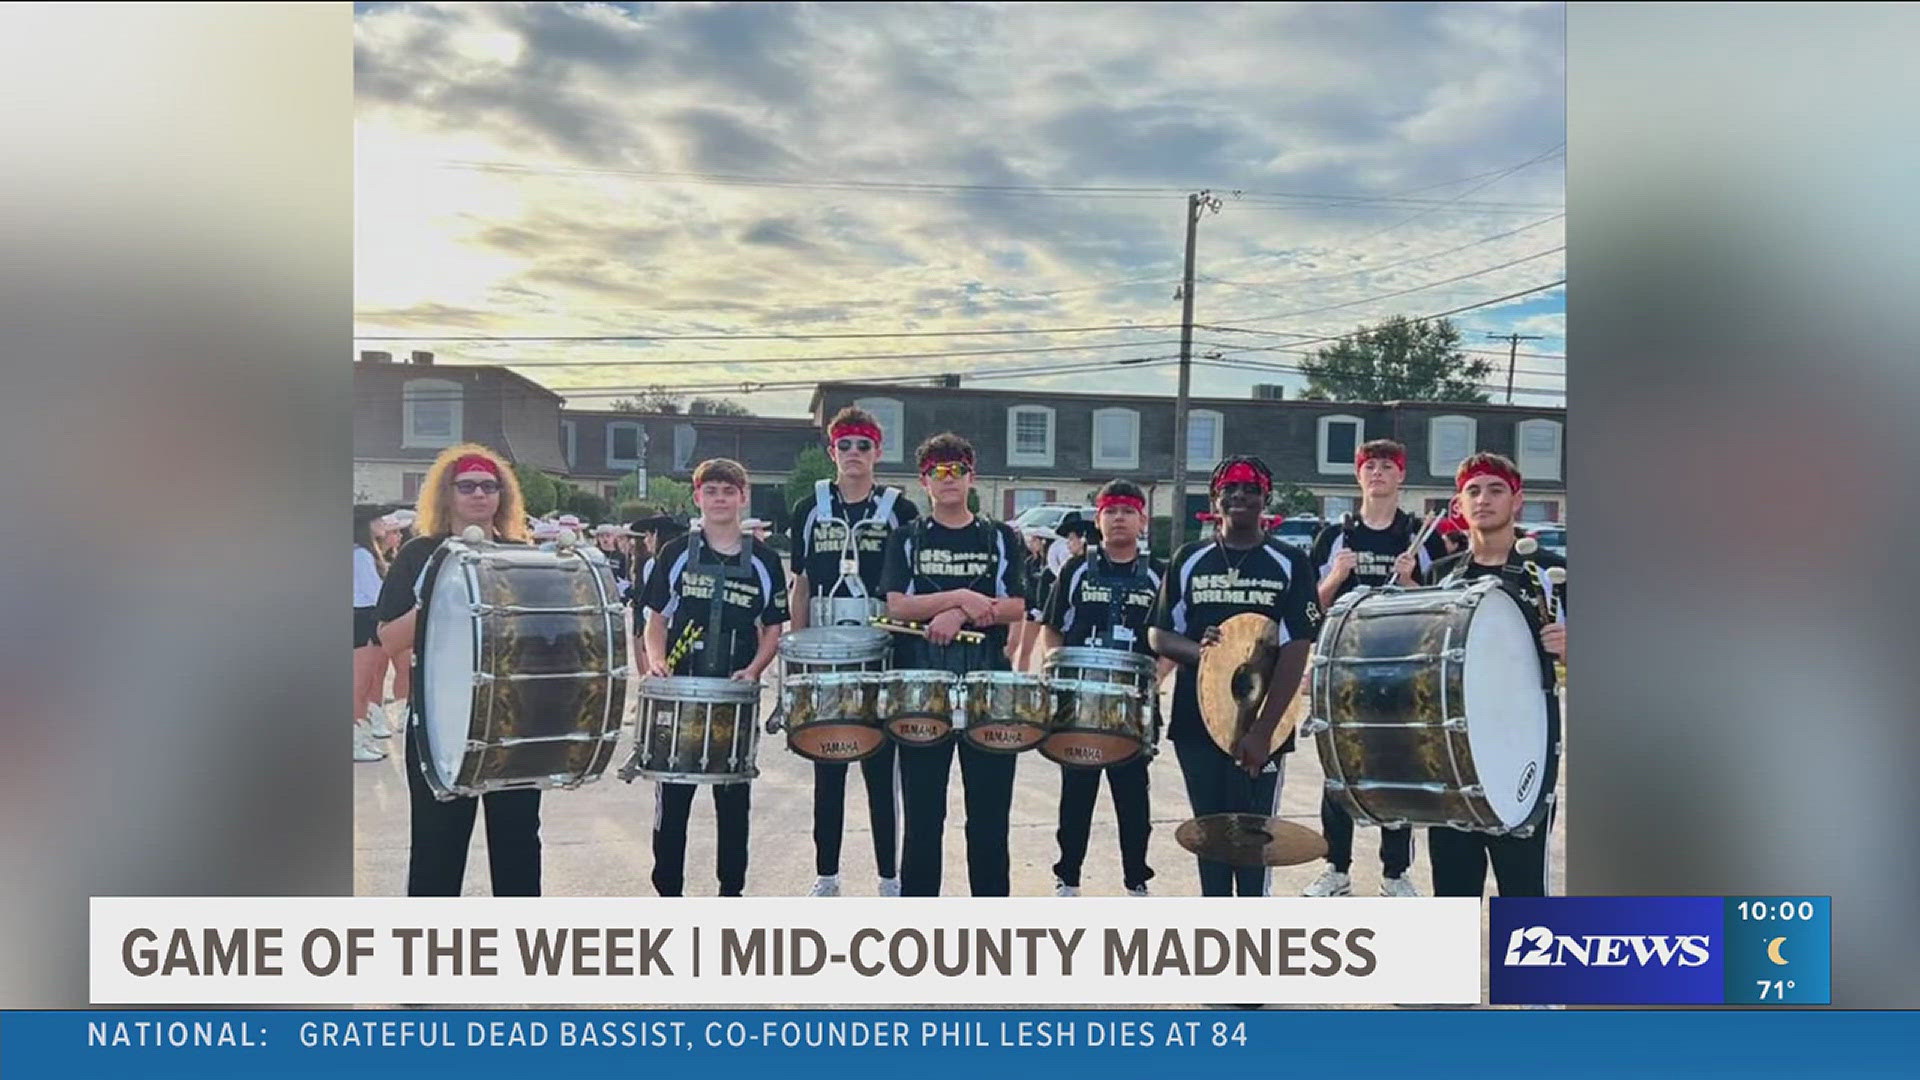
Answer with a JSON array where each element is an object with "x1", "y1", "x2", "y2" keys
[{"x1": 1737, "y1": 901, "x2": 1817, "y2": 921}]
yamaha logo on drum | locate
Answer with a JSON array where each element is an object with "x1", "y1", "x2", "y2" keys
[{"x1": 1516, "y1": 762, "x2": 1538, "y2": 802}]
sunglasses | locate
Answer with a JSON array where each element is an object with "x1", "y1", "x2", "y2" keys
[
  {"x1": 834, "y1": 438, "x2": 876, "y2": 453},
  {"x1": 453, "y1": 479, "x2": 501, "y2": 495},
  {"x1": 922, "y1": 462, "x2": 971, "y2": 481}
]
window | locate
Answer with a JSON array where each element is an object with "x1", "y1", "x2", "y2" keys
[
  {"x1": 401, "y1": 472, "x2": 426, "y2": 502},
  {"x1": 1186, "y1": 409, "x2": 1225, "y2": 472},
  {"x1": 854, "y1": 397, "x2": 905, "y2": 464},
  {"x1": 606, "y1": 421, "x2": 644, "y2": 469},
  {"x1": 1516, "y1": 418, "x2": 1563, "y2": 481},
  {"x1": 402, "y1": 378, "x2": 461, "y2": 448},
  {"x1": 1091, "y1": 408, "x2": 1139, "y2": 469},
  {"x1": 561, "y1": 420, "x2": 576, "y2": 469},
  {"x1": 1322, "y1": 495, "x2": 1355, "y2": 519},
  {"x1": 1520, "y1": 500, "x2": 1560, "y2": 524},
  {"x1": 1428, "y1": 415, "x2": 1478, "y2": 478},
  {"x1": 1317, "y1": 414, "x2": 1363, "y2": 474},
  {"x1": 1010, "y1": 488, "x2": 1049, "y2": 516},
  {"x1": 602, "y1": 484, "x2": 620, "y2": 502},
  {"x1": 1007, "y1": 405, "x2": 1056, "y2": 467}
]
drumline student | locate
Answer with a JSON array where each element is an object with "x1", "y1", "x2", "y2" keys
[
  {"x1": 1302, "y1": 439, "x2": 1449, "y2": 898},
  {"x1": 1420, "y1": 452, "x2": 1567, "y2": 898},
  {"x1": 1149, "y1": 455, "x2": 1322, "y2": 898},
  {"x1": 352, "y1": 508, "x2": 390, "y2": 760},
  {"x1": 878, "y1": 433, "x2": 1028, "y2": 896},
  {"x1": 786, "y1": 406, "x2": 920, "y2": 899},
  {"x1": 639, "y1": 458, "x2": 789, "y2": 897},
  {"x1": 375, "y1": 443, "x2": 544, "y2": 896},
  {"x1": 1036, "y1": 479, "x2": 1163, "y2": 897}
]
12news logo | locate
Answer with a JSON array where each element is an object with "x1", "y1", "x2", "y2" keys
[{"x1": 1501, "y1": 926, "x2": 1712, "y2": 968}]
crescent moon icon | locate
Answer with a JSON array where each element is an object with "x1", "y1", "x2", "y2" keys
[{"x1": 1766, "y1": 937, "x2": 1789, "y2": 965}]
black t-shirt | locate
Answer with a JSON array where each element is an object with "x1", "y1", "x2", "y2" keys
[
  {"x1": 788, "y1": 481, "x2": 920, "y2": 596},
  {"x1": 1043, "y1": 550, "x2": 1166, "y2": 655},
  {"x1": 1423, "y1": 546, "x2": 1566, "y2": 691},
  {"x1": 1310, "y1": 509, "x2": 1450, "y2": 604},
  {"x1": 640, "y1": 533, "x2": 790, "y2": 677},
  {"x1": 1153, "y1": 536, "x2": 1324, "y2": 749},
  {"x1": 374, "y1": 534, "x2": 447, "y2": 630},
  {"x1": 878, "y1": 515, "x2": 1026, "y2": 650}
]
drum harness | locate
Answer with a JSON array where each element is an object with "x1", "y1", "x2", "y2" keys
[
  {"x1": 904, "y1": 513, "x2": 1004, "y2": 665},
  {"x1": 683, "y1": 526, "x2": 761, "y2": 680},
  {"x1": 814, "y1": 479, "x2": 901, "y2": 623}
]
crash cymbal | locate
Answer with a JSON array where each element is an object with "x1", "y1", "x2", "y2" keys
[
  {"x1": 1176, "y1": 814, "x2": 1328, "y2": 868},
  {"x1": 1197, "y1": 613, "x2": 1300, "y2": 757}
]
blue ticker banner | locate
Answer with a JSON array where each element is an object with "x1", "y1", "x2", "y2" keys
[
  {"x1": 1490, "y1": 897, "x2": 1832, "y2": 1005},
  {"x1": 0, "y1": 1010, "x2": 1908, "y2": 1078}
]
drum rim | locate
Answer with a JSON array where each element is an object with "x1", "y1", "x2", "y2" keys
[
  {"x1": 638, "y1": 675, "x2": 763, "y2": 701},
  {"x1": 1048, "y1": 645, "x2": 1155, "y2": 671}
]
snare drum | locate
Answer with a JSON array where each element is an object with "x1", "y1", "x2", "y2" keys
[
  {"x1": 1306, "y1": 577, "x2": 1557, "y2": 836},
  {"x1": 808, "y1": 595, "x2": 886, "y2": 628},
  {"x1": 879, "y1": 670, "x2": 962, "y2": 745},
  {"x1": 960, "y1": 671, "x2": 1051, "y2": 753},
  {"x1": 1042, "y1": 678, "x2": 1153, "y2": 769},
  {"x1": 621, "y1": 676, "x2": 761, "y2": 784},
  {"x1": 1046, "y1": 646, "x2": 1155, "y2": 692},
  {"x1": 772, "y1": 626, "x2": 892, "y2": 762},
  {"x1": 413, "y1": 537, "x2": 629, "y2": 801}
]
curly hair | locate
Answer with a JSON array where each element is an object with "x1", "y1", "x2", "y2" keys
[
  {"x1": 414, "y1": 443, "x2": 530, "y2": 542},
  {"x1": 1208, "y1": 454, "x2": 1273, "y2": 494}
]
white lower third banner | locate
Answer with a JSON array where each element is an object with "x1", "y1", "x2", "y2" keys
[{"x1": 91, "y1": 898, "x2": 1481, "y2": 1005}]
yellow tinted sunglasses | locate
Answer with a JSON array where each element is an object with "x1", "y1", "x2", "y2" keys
[{"x1": 923, "y1": 461, "x2": 972, "y2": 481}]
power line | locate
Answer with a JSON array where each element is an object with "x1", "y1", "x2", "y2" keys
[
  {"x1": 1202, "y1": 279, "x2": 1568, "y2": 356},
  {"x1": 1193, "y1": 358, "x2": 1565, "y2": 400},
  {"x1": 1197, "y1": 212, "x2": 1564, "y2": 295},
  {"x1": 353, "y1": 322, "x2": 1183, "y2": 343},
  {"x1": 450, "y1": 338, "x2": 1189, "y2": 369},
  {"x1": 1203, "y1": 246, "x2": 1564, "y2": 327}
]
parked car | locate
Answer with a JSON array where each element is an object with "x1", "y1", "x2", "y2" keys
[
  {"x1": 1268, "y1": 515, "x2": 1324, "y2": 554},
  {"x1": 1525, "y1": 525, "x2": 1566, "y2": 558}
]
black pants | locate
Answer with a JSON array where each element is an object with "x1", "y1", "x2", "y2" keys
[
  {"x1": 813, "y1": 743, "x2": 900, "y2": 878},
  {"x1": 1053, "y1": 758, "x2": 1153, "y2": 891},
  {"x1": 1320, "y1": 793, "x2": 1414, "y2": 877},
  {"x1": 1427, "y1": 804, "x2": 1554, "y2": 898},
  {"x1": 894, "y1": 634, "x2": 1017, "y2": 897},
  {"x1": 405, "y1": 738, "x2": 542, "y2": 896},
  {"x1": 1172, "y1": 737, "x2": 1282, "y2": 897},
  {"x1": 652, "y1": 781, "x2": 751, "y2": 897}
]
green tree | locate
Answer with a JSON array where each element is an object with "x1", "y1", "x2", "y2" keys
[
  {"x1": 564, "y1": 490, "x2": 611, "y2": 524},
  {"x1": 784, "y1": 446, "x2": 836, "y2": 510},
  {"x1": 637, "y1": 475, "x2": 695, "y2": 518},
  {"x1": 689, "y1": 397, "x2": 753, "y2": 417},
  {"x1": 608, "y1": 388, "x2": 683, "y2": 414},
  {"x1": 1268, "y1": 480, "x2": 1320, "y2": 517},
  {"x1": 1298, "y1": 316, "x2": 1493, "y2": 403},
  {"x1": 513, "y1": 464, "x2": 559, "y2": 517},
  {"x1": 615, "y1": 500, "x2": 650, "y2": 525}
]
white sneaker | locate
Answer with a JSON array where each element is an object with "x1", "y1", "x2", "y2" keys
[
  {"x1": 1054, "y1": 881, "x2": 1080, "y2": 898},
  {"x1": 1301, "y1": 868, "x2": 1352, "y2": 897},
  {"x1": 352, "y1": 721, "x2": 386, "y2": 762},
  {"x1": 1127, "y1": 884, "x2": 1151, "y2": 898},
  {"x1": 877, "y1": 877, "x2": 901, "y2": 898},
  {"x1": 365, "y1": 705, "x2": 392, "y2": 739},
  {"x1": 1379, "y1": 875, "x2": 1421, "y2": 898},
  {"x1": 808, "y1": 875, "x2": 841, "y2": 897},
  {"x1": 386, "y1": 699, "x2": 407, "y2": 731}
]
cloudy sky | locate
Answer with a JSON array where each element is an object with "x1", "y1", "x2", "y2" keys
[{"x1": 355, "y1": 1, "x2": 1565, "y2": 416}]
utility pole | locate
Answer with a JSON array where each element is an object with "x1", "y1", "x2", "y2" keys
[
  {"x1": 1488, "y1": 331, "x2": 1544, "y2": 404},
  {"x1": 1169, "y1": 190, "x2": 1222, "y2": 551}
]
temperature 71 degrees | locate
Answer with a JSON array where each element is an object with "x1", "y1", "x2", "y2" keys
[{"x1": 1756, "y1": 980, "x2": 1796, "y2": 1001}]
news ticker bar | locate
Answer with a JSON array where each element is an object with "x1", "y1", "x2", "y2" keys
[
  {"x1": 90, "y1": 896, "x2": 1830, "y2": 1007},
  {"x1": 0, "y1": 1010, "x2": 1903, "y2": 1079}
]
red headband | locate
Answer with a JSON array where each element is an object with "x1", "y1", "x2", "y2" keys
[
  {"x1": 1357, "y1": 447, "x2": 1407, "y2": 472},
  {"x1": 451, "y1": 454, "x2": 501, "y2": 479},
  {"x1": 1211, "y1": 461, "x2": 1271, "y2": 495},
  {"x1": 1456, "y1": 460, "x2": 1522, "y2": 494},
  {"x1": 1096, "y1": 493, "x2": 1146, "y2": 514},
  {"x1": 917, "y1": 445, "x2": 975, "y2": 474},
  {"x1": 829, "y1": 421, "x2": 883, "y2": 447}
]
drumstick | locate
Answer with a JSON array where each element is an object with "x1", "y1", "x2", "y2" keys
[
  {"x1": 872, "y1": 615, "x2": 987, "y2": 646},
  {"x1": 665, "y1": 625, "x2": 704, "y2": 670},
  {"x1": 1543, "y1": 565, "x2": 1566, "y2": 623}
]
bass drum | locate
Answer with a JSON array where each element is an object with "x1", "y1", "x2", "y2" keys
[
  {"x1": 413, "y1": 537, "x2": 629, "y2": 801},
  {"x1": 1307, "y1": 577, "x2": 1557, "y2": 836}
]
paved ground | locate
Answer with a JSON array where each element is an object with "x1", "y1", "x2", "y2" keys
[{"x1": 355, "y1": 645, "x2": 1567, "y2": 903}]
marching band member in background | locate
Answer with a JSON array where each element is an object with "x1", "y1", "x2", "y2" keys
[
  {"x1": 787, "y1": 406, "x2": 920, "y2": 898},
  {"x1": 879, "y1": 433, "x2": 1028, "y2": 896},
  {"x1": 1302, "y1": 439, "x2": 1449, "y2": 898},
  {"x1": 639, "y1": 458, "x2": 789, "y2": 897},
  {"x1": 1420, "y1": 452, "x2": 1566, "y2": 898},
  {"x1": 375, "y1": 443, "x2": 543, "y2": 896},
  {"x1": 1037, "y1": 479, "x2": 1164, "y2": 897},
  {"x1": 1149, "y1": 456, "x2": 1322, "y2": 898}
]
